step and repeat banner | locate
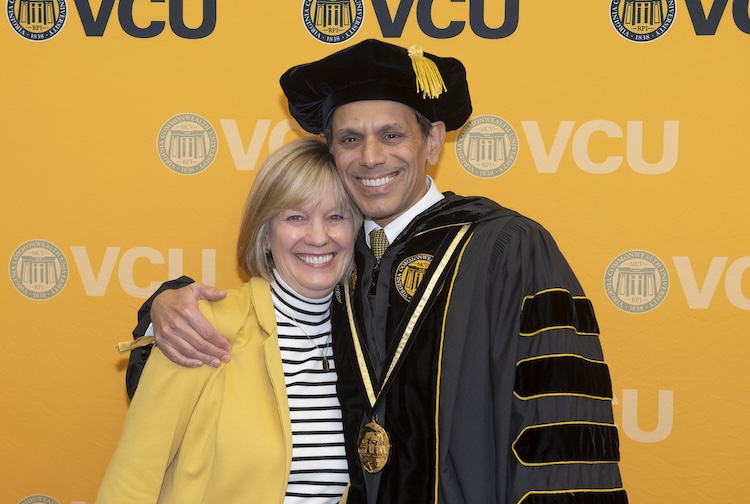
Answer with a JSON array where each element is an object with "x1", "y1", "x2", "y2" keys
[{"x1": 2, "y1": 1, "x2": 748, "y2": 503}]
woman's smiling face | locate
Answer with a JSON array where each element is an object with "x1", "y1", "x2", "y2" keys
[{"x1": 268, "y1": 180, "x2": 355, "y2": 299}]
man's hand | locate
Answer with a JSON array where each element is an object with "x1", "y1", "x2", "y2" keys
[{"x1": 152, "y1": 283, "x2": 230, "y2": 368}]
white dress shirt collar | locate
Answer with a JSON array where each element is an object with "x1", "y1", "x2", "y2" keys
[{"x1": 364, "y1": 176, "x2": 444, "y2": 247}]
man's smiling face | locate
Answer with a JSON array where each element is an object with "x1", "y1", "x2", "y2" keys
[{"x1": 328, "y1": 100, "x2": 445, "y2": 227}]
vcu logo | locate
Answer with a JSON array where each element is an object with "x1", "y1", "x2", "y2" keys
[
  {"x1": 9, "y1": 240, "x2": 69, "y2": 300},
  {"x1": 6, "y1": 0, "x2": 67, "y2": 40},
  {"x1": 395, "y1": 254, "x2": 432, "y2": 301},
  {"x1": 604, "y1": 250, "x2": 670, "y2": 312},
  {"x1": 7, "y1": 0, "x2": 217, "y2": 39},
  {"x1": 157, "y1": 113, "x2": 218, "y2": 175},
  {"x1": 372, "y1": 0, "x2": 519, "y2": 39},
  {"x1": 303, "y1": 0, "x2": 364, "y2": 43},
  {"x1": 685, "y1": 0, "x2": 750, "y2": 35},
  {"x1": 74, "y1": 0, "x2": 216, "y2": 38},
  {"x1": 610, "y1": 0, "x2": 676, "y2": 42},
  {"x1": 455, "y1": 115, "x2": 519, "y2": 178}
]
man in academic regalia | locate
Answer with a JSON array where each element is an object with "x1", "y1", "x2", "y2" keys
[{"x1": 126, "y1": 39, "x2": 628, "y2": 504}]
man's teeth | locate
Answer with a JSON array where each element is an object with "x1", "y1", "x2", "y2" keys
[
  {"x1": 359, "y1": 175, "x2": 395, "y2": 187},
  {"x1": 299, "y1": 254, "x2": 333, "y2": 265}
]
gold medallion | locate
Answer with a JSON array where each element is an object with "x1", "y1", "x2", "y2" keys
[{"x1": 357, "y1": 420, "x2": 391, "y2": 473}]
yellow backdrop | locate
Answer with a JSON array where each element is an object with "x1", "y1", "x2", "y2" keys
[{"x1": 3, "y1": 1, "x2": 749, "y2": 503}]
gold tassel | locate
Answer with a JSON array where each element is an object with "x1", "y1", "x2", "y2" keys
[
  {"x1": 408, "y1": 44, "x2": 447, "y2": 99},
  {"x1": 116, "y1": 335, "x2": 155, "y2": 354}
]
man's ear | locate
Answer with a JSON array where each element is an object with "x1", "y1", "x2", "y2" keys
[{"x1": 426, "y1": 121, "x2": 446, "y2": 165}]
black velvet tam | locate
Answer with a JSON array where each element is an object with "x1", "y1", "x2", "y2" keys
[{"x1": 279, "y1": 39, "x2": 472, "y2": 134}]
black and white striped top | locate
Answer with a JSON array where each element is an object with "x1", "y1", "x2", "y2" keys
[{"x1": 271, "y1": 272, "x2": 349, "y2": 503}]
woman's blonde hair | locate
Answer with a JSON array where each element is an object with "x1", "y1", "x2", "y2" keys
[{"x1": 236, "y1": 137, "x2": 362, "y2": 280}]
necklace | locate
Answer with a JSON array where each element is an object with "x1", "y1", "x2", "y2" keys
[{"x1": 278, "y1": 306, "x2": 332, "y2": 372}]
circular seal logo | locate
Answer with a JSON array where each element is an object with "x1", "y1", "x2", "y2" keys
[
  {"x1": 455, "y1": 115, "x2": 519, "y2": 178},
  {"x1": 604, "y1": 250, "x2": 669, "y2": 313},
  {"x1": 7, "y1": 0, "x2": 67, "y2": 41},
  {"x1": 395, "y1": 254, "x2": 433, "y2": 301},
  {"x1": 9, "y1": 240, "x2": 68, "y2": 300},
  {"x1": 18, "y1": 496, "x2": 60, "y2": 504},
  {"x1": 302, "y1": 0, "x2": 364, "y2": 44},
  {"x1": 610, "y1": 0, "x2": 676, "y2": 42},
  {"x1": 157, "y1": 113, "x2": 218, "y2": 175}
]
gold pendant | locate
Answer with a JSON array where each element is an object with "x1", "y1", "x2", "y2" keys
[
  {"x1": 322, "y1": 356, "x2": 330, "y2": 372},
  {"x1": 357, "y1": 420, "x2": 391, "y2": 473}
]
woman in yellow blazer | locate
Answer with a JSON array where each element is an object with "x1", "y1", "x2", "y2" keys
[{"x1": 97, "y1": 138, "x2": 361, "y2": 503}]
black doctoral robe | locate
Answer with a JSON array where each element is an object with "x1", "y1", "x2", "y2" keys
[{"x1": 331, "y1": 193, "x2": 627, "y2": 504}]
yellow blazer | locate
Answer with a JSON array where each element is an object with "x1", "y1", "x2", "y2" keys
[{"x1": 97, "y1": 277, "x2": 347, "y2": 503}]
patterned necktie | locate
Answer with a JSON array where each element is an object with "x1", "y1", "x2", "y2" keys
[{"x1": 369, "y1": 228, "x2": 389, "y2": 261}]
